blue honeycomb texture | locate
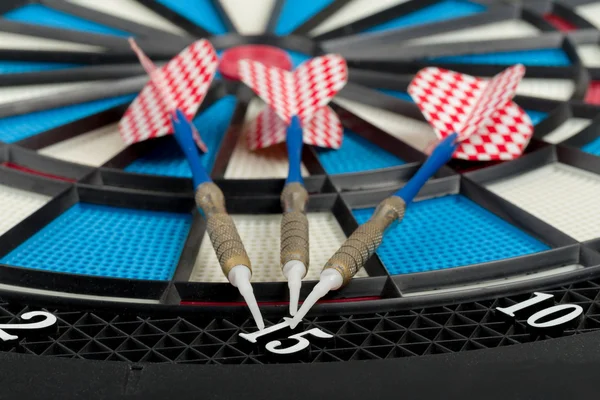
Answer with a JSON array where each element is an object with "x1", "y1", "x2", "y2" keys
[
  {"x1": 156, "y1": 0, "x2": 227, "y2": 34},
  {"x1": 125, "y1": 96, "x2": 236, "y2": 177},
  {"x1": 317, "y1": 129, "x2": 405, "y2": 174},
  {"x1": 0, "y1": 95, "x2": 136, "y2": 143},
  {"x1": 0, "y1": 203, "x2": 192, "y2": 281},
  {"x1": 353, "y1": 195, "x2": 550, "y2": 274}
]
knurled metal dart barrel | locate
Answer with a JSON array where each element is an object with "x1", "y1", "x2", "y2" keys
[
  {"x1": 280, "y1": 182, "x2": 309, "y2": 315},
  {"x1": 195, "y1": 182, "x2": 265, "y2": 331},
  {"x1": 289, "y1": 197, "x2": 406, "y2": 328},
  {"x1": 322, "y1": 196, "x2": 406, "y2": 286},
  {"x1": 290, "y1": 134, "x2": 459, "y2": 328}
]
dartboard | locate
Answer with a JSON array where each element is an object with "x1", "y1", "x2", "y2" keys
[{"x1": 0, "y1": 0, "x2": 599, "y2": 398}]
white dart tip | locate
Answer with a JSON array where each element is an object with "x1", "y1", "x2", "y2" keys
[
  {"x1": 289, "y1": 269, "x2": 343, "y2": 329},
  {"x1": 283, "y1": 260, "x2": 306, "y2": 316},
  {"x1": 228, "y1": 265, "x2": 265, "y2": 330}
]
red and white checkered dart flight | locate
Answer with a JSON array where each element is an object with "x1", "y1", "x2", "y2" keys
[
  {"x1": 118, "y1": 39, "x2": 219, "y2": 152},
  {"x1": 238, "y1": 54, "x2": 348, "y2": 150},
  {"x1": 408, "y1": 64, "x2": 533, "y2": 161}
]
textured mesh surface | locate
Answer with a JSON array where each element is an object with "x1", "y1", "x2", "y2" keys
[
  {"x1": 3, "y1": 4, "x2": 127, "y2": 36},
  {"x1": 275, "y1": 0, "x2": 334, "y2": 35},
  {"x1": 430, "y1": 49, "x2": 571, "y2": 66},
  {"x1": 517, "y1": 79, "x2": 575, "y2": 100},
  {"x1": 156, "y1": 0, "x2": 227, "y2": 34},
  {"x1": 543, "y1": 118, "x2": 592, "y2": 144},
  {"x1": 190, "y1": 212, "x2": 368, "y2": 282},
  {"x1": 485, "y1": 163, "x2": 600, "y2": 242},
  {"x1": 0, "y1": 61, "x2": 78, "y2": 74},
  {"x1": 125, "y1": 96, "x2": 236, "y2": 177},
  {"x1": 364, "y1": 0, "x2": 485, "y2": 33},
  {"x1": 318, "y1": 129, "x2": 405, "y2": 174},
  {"x1": 65, "y1": 0, "x2": 187, "y2": 35},
  {"x1": 9, "y1": 277, "x2": 600, "y2": 364},
  {"x1": 404, "y1": 20, "x2": 540, "y2": 45},
  {"x1": 0, "y1": 203, "x2": 192, "y2": 280},
  {"x1": 39, "y1": 123, "x2": 127, "y2": 166},
  {"x1": 0, "y1": 94, "x2": 135, "y2": 143},
  {"x1": 353, "y1": 195, "x2": 549, "y2": 275},
  {"x1": 0, "y1": 184, "x2": 51, "y2": 236}
]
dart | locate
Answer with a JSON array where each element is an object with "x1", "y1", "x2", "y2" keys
[
  {"x1": 237, "y1": 54, "x2": 348, "y2": 315},
  {"x1": 118, "y1": 39, "x2": 265, "y2": 330},
  {"x1": 290, "y1": 64, "x2": 534, "y2": 328}
]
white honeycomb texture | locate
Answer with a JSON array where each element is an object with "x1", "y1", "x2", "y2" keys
[
  {"x1": 404, "y1": 20, "x2": 540, "y2": 45},
  {"x1": 542, "y1": 118, "x2": 591, "y2": 144},
  {"x1": 485, "y1": 162, "x2": 600, "y2": 242},
  {"x1": 576, "y1": 2, "x2": 600, "y2": 29},
  {"x1": 333, "y1": 97, "x2": 437, "y2": 152},
  {"x1": 0, "y1": 184, "x2": 51, "y2": 236},
  {"x1": 577, "y1": 44, "x2": 600, "y2": 67},
  {"x1": 190, "y1": 212, "x2": 369, "y2": 282},
  {"x1": 39, "y1": 123, "x2": 128, "y2": 166},
  {"x1": 65, "y1": 0, "x2": 188, "y2": 35},
  {"x1": 517, "y1": 79, "x2": 575, "y2": 101},
  {"x1": 225, "y1": 99, "x2": 309, "y2": 178},
  {"x1": 309, "y1": 0, "x2": 409, "y2": 36}
]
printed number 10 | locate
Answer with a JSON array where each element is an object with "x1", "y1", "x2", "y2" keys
[{"x1": 496, "y1": 292, "x2": 583, "y2": 330}]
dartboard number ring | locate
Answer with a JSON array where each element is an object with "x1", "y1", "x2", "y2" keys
[{"x1": 496, "y1": 292, "x2": 583, "y2": 333}]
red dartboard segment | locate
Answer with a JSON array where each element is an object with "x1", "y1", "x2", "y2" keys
[
  {"x1": 118, "y1": 39, "x2": 219, "y2": 146},
  {"x1": 409, "y1": 64, "x2": 533, "y2": 161},
  {"x1": 246, "y1": 106, "x2": 343, "y2": 150},
  {"x1": 218, "y1": 45, "x2": 293, "y2": 81}
]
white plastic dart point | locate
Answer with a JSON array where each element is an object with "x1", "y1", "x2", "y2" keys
[
  {"x1": 283, "y1": 260, "x2": 307, "y2": 316},
  {"x1": 289, "y1": 269, "x2": 344, "y2": 329},
  {"x1": 228, "y1": 265, "x2": 265, "y2": 330}
]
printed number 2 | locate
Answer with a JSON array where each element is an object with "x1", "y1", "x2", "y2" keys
[
  {"x1": 0, "y1": 311, "x2": 57, "y2": 342},
  {"x1": 496, "y1": 292, "x2": 582, "y2": 330}
]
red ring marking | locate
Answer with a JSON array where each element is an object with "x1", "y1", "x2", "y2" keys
[{"x1": 219, "y1": 45, "x2": 293, "y2": 80}]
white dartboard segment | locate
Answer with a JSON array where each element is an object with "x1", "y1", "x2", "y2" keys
[
  {"x1": 542, "y1": 118, "x2": 592, "y2": 144},
  {"x1": 224, "y1": 99, "x2": 309, "y2": 179},
  {"x1": 0, "y1": 81, "x2": 107, "y2": 106},
  {"x1": 220, "y1": 0, "x2": 275, "y2": 35},
  {"x1": 517, "y1": 79, "x2": 575, "y2": 101},
  {"x1": 65, "y1": 0, "x2": 188, "y2": 36},
  {"x1": 38, "y1": 123, "x2": 128, "y2": 167},
  {"x1": 190, "y1": 212, "x2": 368, "y2": 282},
  {"x1": 575, "y1": 2, "x2": 600, "y2": 29},
  {"x1": 402, "y1": 20, "x2": 540, "y2": 45},
  {"x1": 0, "y1": 31, "x2": 102, "y2": 52},
  {"x1": 309, "y1": 0, "x2": 410, "y2": 36},
  {"x1": 0, "y1": 185, "x2": 51, "y2": 236},
  {"x1": 333, "y1": 97, "x2": 437, "y2": 152},
  {"x1": 485, "y1": 163, "x2": 600, "y2": 242}
]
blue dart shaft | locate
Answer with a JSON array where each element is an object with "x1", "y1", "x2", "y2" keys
[
  {"x1": 395, "y1": 133, "x2": 458, "y2": 205},
  {"x1": 286, "y1": 116, "x2": 304, "y2": 185},
  {"x1": 170, "y1": 108, "x2": 211, "y2": 189}
]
